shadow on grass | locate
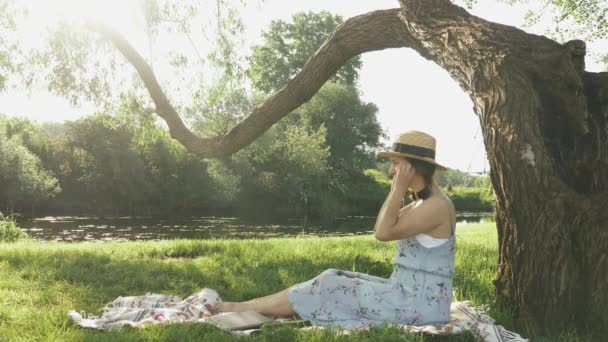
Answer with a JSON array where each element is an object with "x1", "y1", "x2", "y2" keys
[
  {"x1": 0, "y1": 240, "x2": 482, "y2": 341},
  {"x1": 1, "y1": 242, "x2": 394, "y2": 303}
]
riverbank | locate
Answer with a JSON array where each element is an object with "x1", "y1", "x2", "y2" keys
[{"x1": 0, "y1": 223, "x2": 586, "y2": 341}]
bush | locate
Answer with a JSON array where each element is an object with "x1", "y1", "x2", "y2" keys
[
  {"x1": 446, "y1": 186, "x2": 495, "y2": 212},
  {"x1": 343, "y1": 169, "x2": 392, "y2": 216},
  {"x1": 0, "y1": 214, "x2": 28, "y2": 243}
]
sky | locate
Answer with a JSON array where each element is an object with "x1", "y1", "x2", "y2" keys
[{"x1": 1, "y1": 0, "x2": 606, "y2": 173}]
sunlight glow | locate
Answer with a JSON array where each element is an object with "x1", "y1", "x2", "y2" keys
[{"x1": 24, "y1": 0, "x2": 142, "y2": 38}]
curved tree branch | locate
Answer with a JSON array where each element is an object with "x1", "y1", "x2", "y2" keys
[
  {"x1": 95, "y1": 22, "x2": 211, "y2": 155},
  {"x1": 97, "y1": 8, "x2": 417, "y2": 158}
]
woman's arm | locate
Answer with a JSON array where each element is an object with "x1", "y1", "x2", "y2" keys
[
  {"x1": 374, "y1": 163, "x2": 413, "y2": 241},
  {"x1": 374, "y1": 185, "x2": 407, "y2": 241},
  {"x1": 374, "y1": 163, "x2": 443, "y2": 242}
]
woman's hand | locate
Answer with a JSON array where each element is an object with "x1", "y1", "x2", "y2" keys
[{"x1": 392, "y1": 162, "x2": 415, "y2": 193}]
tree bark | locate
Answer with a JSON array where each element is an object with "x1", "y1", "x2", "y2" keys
[
  {"x1": 396, "y1": 0, "x2": 608, "y2": 332},
  {"x1": 106, "y1": 0, "x2": 608, "y2": 332}
]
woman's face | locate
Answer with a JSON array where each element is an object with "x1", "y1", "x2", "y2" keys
[{"x1": 388, "y1": 157, "x2": 412, "y2": 178}]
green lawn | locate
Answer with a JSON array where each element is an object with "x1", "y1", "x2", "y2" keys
[{"x1": 0, "y1": 223, "x2": 586, "y2": 341}]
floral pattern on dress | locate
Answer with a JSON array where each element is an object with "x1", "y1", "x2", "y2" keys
[{"x1": 288, "y1": 234, "x2": 455, "y2": 329}]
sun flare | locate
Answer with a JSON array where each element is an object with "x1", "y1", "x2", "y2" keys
[{"x1": 30, "y1": 0, "x2": 141, "y2": 34}]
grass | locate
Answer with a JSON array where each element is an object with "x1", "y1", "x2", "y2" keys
[{"x1": 0, "y1": 223, "x2": 588, "y2": 341}]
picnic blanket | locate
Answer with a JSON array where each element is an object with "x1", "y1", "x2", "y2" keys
[{"x1": 68, "y1": 288, "x2": 528, "y2": 341}]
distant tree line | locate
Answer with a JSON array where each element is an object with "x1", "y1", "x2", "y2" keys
[
  {"x1": 0, "y1": 11, "x2": 493, "y2": 222},
  {"x1": 0, "y1": 112, "x2": 493, "y2": 221}
]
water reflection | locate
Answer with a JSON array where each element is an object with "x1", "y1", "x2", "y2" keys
[{"x1": 18, "y1": 212, "x2": 494, "y2": 242}]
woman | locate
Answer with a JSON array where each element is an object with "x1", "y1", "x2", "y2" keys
[{"x1": 211, "y1": 130, "x2": 456, "y2": 329}]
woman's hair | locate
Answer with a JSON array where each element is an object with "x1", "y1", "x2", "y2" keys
[{"x1": 406, "y1": 157, "x2": 436, "y2": 200}]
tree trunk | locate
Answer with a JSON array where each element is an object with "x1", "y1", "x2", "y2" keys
[
  {"x1": 396, "y1": 0, "x2": 608, "y2": 331},
  {"x1": 110, "y1": 0, "x2": 608, "y2": 332}
]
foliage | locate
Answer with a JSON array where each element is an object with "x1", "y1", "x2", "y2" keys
[
  {"x1": 0, "y1": 113, "x2": 223, "y2": 216},
  {"x1": 246, "y1": 12, "x2": 384, "y2": 221},
  {"x1": 0, "y1": 115, "x2": 55, "y2": 164},
  {"x1": 0, "y1": 5, "x2": 501, "y2": 220},
  {"x1": 509, "y1": 0, "x2": 607, "y2": 41},
  {"x1": 0, "y1": 110, "x2": 496, "y2": 219},
  {"x1": 271, "y1": 120, "x2": 331, "y2": 218},
  {"x1": 59, "y1": 114, "x2": 151, "y2": 213},
  {"x1": 56, "y1": 114, "x2": 223, "y2": 215},
  {"x1": 0, "y1": 1, "x2": 30, "y2": 91},
  {"x1": 0, "y1": 118, "x2": 60, "y2": 213},
  {"x1": 264, "y1": 81, "x2": 384, "y2": 221},
  {"x1": 0, "y1": 1, "x2": 17, "y2": 91},
  {"x1": 439, "y1": 172, "x2": 495, "y2": 211},
  {"x1": 291, "y1": 82, "x2": 385, "y2": 171},
  {"x1": 0, "y1": 0, "x2": 253, "y2": 120},
  {"x1": 229, "y1": 116, "x2": 332, "y2": 221},
  {"x1": 342, "y1": 169, "x2": 392, "y2": 216},
  {"x1": 446, "y1": 186, "x2": 495, "y2": 212},
  {"x1": 0, "y1": 112, "x2": 314, "y2": 218},
  {"x1": 434, "y1": 168, "x2": 480, "y2": 188},
  {"x1": 36, "y1": 22, "x2": 116, "y2": 106},
  {"x1": 460, "y1": 0, "x2": 608, "y2": 67},
  {"x1": 0, "y1": 214, "x2": 28, "y2": 242},
  {"x1": 189, "y1": 78, "x2": 251, "y2": 138},
  {"x1": 363, "y1": 169, "x2": 392, "y2": 189},
  {"x1": 205, "y1": 159, "x2": 241, "y2": 207},
  {"x1": 248, "y1": 11, "x2": 362, "y2": 93},
  {"x1": 273, "y1": 122, "x2": 330, "y2": 177}
]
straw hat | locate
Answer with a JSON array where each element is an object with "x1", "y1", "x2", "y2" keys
[{"x1": 378, "y1": 130, "x2": 448, "y2": 170}]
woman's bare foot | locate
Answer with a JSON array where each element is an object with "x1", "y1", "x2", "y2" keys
[{"x1": 207, "y1": 302, "x2": 250, "y2": 314}]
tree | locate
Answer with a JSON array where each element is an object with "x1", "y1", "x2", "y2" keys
[
  {"x1": 61, "y1": 114, "x2": 150, "y2": 214},
  {"x1": 218, "y1": 109, "x2": 332, "y2": 222},
  {"x1": 248, "y1": 11, "x2": 362, "y2": 93},
  {"x1": 0, "y1": 119, "x2": 60, "y2": 214},
  {"x1": 433, "y1": 167, "x2": 470, "y2": 187},
  {"x1": 268, "y1": 120, "x2": 331, "y2": 222},
  {"x1": 289, "y1": 82, "x2": 383, "y2": 171},
  {"x1": 3, "y1": 0, "x2": 607, "y2": 331},
  {"x1": 97, "y1": 1, "x2": 608, "y2": 331},
  {"x1": 248, "y1": 14, "x2": 384, "y2": 220}
]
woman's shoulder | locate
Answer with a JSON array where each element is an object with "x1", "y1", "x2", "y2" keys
[
  {"x1": 424, "y1": 189, "x2": 453, "y2": 208},
  {"x1": 424, "y1": 190, "x2": 455, "y2": 234}
]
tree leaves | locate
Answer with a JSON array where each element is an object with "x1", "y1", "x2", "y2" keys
[
  {"x1": 0, "y1": 0, "x2": 26, "y2": 92},
  {"x1": 248, "y1": 11, "x2": 362, "y2": 94},
  {"x1": 0, "y1": 117, "x2": 60, "y2": 211}
]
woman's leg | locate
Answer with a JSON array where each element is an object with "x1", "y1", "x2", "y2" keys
[{"x1": 214, "y1": 288, "x2": 297, "y2": 317}]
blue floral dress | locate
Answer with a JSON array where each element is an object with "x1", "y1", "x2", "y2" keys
[{"x1": 287, "y1": 220, "x2": 455, "y2": 329}]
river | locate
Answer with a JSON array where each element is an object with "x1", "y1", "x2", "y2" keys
[{"x1": 17, "y1": 212, "x2": 494, "y2": 242}]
